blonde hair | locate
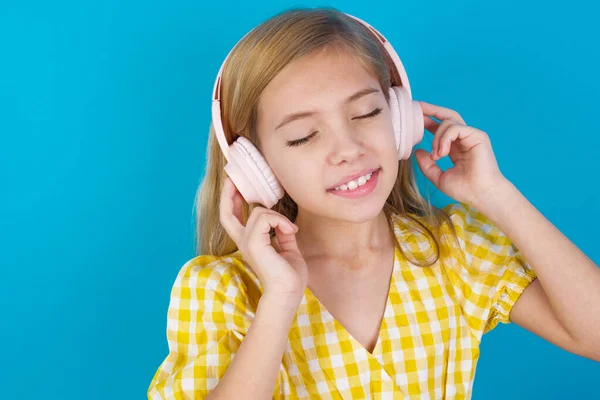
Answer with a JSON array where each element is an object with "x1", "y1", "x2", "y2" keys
[{"x1": 194, "y1": 6, "x2": 461, "y2": 267}]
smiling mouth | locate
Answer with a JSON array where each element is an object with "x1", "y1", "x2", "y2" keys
[
  {"x1": 327, "y1": 167, "x2": 380, "y2": 191},
  {"x1": 326, "y1": 167, "x2": 381, "y2": 198}
]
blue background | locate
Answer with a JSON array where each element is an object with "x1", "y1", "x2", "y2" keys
[{"x1": 1, "y1": 0, "x2": 598, "y2": 398}]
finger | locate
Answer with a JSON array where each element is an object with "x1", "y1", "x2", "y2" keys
[
  {"x1": 439, "y1": 124, "x2": 484, "y2": 158},
  {"x1": 246, "y1": 211, "x2": 297, "y2": 248},
  {"x1": 231, "y1": 183, "x2": 245, "y2": 224},
  {"x1": 251, "y1": 208, "x2": 296, "y2": 232},
  {"x1": 437, "y1": 124, "x2": 462, "y2": 159},
  {"x1": 415, "y1": 149, "x2": 444, "y2": 188},
  {"x1": 274, "y1": 224, "x2": 301, "y2": 253},
  {"x1": 219, "y1": 176, "x2": 245, "y2": 243},
  {"x1": 246, "y1": 206, "x2": 273, "y2": 230},
  {"x1": 424, "y1": 116, "x2": 441, "y2": 134},
  {"x1": 419, "y1": 101, "x2": 465, "y2": 125},
  {"x1": 431, "y1": 119, "x2": 456, "y2": 160},
  {"x1": 270, "y1": 234, "x2": 282, "y2": 253}
]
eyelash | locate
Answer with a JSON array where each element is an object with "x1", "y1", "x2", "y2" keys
[{"x1": 286, "y1": 107, "x2": 383, "y2": 147}]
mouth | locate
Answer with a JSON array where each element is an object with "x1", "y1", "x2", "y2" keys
[
  {"x1": 326, "y1": 168, "x2": 381, "y2": 199},
  {"x1": 327, "y1": 167, "x2": 380, "y2": 191}
]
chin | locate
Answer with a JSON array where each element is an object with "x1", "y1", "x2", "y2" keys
[
  {"x1": 334, "y1": 203, "x2": 386, "y2": 223},
  {"x1": 318, "y1": 192, "x2": 388, "y2": 223}
]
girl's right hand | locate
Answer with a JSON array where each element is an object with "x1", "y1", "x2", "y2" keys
[{"x1": 219, "y1": 176, "x2": 308, "y2": 300}]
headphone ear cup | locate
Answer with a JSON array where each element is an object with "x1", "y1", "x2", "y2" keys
[
  {"x1": 411, "y1": 100, "x2": 425, "y2": 150},
  {"x1": 389, "y1": 86, "x2": 425, "y2": 160},
  {"x1": 224, "y1": 136, "x2": 284, "y2": 209},
  {"x1": 388, "y1": 86, "x2": 402, "y2": 155}
]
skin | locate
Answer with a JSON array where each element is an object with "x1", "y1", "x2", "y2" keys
[{"x1": 255, "y1": 46, "x2": 398, "y2": 272}]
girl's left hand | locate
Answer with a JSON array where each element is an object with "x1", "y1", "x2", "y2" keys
[{"x1": 413, "y1": 101, "x2": 508, "y2": 207}]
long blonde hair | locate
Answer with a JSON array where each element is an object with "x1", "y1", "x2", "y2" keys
[{"x1": 194, "y1": 6, "x2": 461, "y2": 267}]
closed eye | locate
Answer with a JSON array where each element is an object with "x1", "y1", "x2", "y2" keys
[
  {"x1": 286, "y1": 108, "x2": 383, "y2": 147},
  {"x1": 355, "y1": 107, "x2": 382, "y2": 120}
]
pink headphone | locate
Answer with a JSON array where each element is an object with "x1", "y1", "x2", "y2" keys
[{"x1": 211, "y1": 13, "x2": 425, "y2": 209}]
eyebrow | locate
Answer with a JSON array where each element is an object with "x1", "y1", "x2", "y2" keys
[{"x1": 274, "y1": 86, "x2": 380, "y2": 131}]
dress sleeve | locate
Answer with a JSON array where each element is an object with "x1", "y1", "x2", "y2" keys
[
  {"x1": 441, "y1": 202, "x2": 538, "y2": 337},
  {"x1": 147, "y1": 255, "x2": 254, "y2": 399}
]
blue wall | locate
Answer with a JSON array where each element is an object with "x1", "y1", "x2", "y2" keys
[{"x1": 1, "y1": 1, "x2": 598, "y2": 398}]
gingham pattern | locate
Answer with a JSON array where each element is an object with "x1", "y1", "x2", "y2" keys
[{"x1": 148, "y1": 202, "x2": 537, "y2": 399}]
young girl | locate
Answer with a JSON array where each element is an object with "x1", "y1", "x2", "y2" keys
[{"x1": 148, "y1": 7, "x2": 600, "y2": 400}]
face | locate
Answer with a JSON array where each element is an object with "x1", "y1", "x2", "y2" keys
[{"x1": 256, "y1": 47, "x2": 399, "y2": 223}]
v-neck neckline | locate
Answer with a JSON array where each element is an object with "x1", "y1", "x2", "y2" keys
[{"x1": 303, "y1": 244, "x2": 400, "y2": 357}]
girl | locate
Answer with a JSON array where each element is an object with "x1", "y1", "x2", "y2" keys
[{"x1": 148, "y1": 7, "x2": 600, "y2": 400}]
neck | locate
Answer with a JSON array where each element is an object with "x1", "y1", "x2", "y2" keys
[{"x1": 294, "y1": 208, "x2": 394, "y2": 265}]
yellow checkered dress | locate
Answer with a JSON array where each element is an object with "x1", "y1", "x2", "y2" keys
[{"x1": 148, "y1": 202, "x2": 537, "y2": 399}]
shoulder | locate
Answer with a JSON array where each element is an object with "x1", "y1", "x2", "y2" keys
[
  {"x1": 172, "y1": 250, "x2": 263, "y2": 307},
  {"x1": 440, "y1": 202, "x2": 516, "y2": 257},
  {"x1": 387, "y1": 202, "x2": 497, "y2": 264},
  {"x1": 388, "y1": 210, "x2": 442, "y2": 264},
  {"x1": 441, "y1": 201, "x2": 494, "y2": 232},
  {"x1": 390, "y1": 202, "x2": 502, "y2": 248},
  {"x1": 388, "y1": 203, "x2": 475, "y2": 239}
]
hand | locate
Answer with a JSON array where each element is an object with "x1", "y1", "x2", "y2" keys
[
  {"x1": 219, "y1": 176, "x2": 308, "y2": 300},
  {"x1": 413, "y1": 101, "x2": 510, "y2": 207}
]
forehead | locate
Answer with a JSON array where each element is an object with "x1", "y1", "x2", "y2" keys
[{"x1": 257, "y1": 48, "x2": 380, "y2": 126}]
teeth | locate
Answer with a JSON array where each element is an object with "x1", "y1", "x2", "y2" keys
[{"x1": 334, "y1": 172, "x2": 373, "y2": 191}]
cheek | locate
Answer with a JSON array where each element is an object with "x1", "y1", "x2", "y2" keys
[
  {"x1": 369, "y1": 124, "x2": 397, "y2": 157},
  {"x1": 370, "y1": 125, "x2": 399, "y2": 174},
  {"x1": 381, "y1": 120, "x2": 398, "y2": 147},
  {"x1": 276, "y1": 156, "x2": 325, "y2": 200},
  {"x1": 272, "y1": 156, "x2": 319, "y2": 193}
]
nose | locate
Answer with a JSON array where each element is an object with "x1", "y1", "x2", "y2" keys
[{"x1": 327, "y1": 125, "x2": 366, "y2": 165}]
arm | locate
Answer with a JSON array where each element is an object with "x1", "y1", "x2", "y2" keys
[
  {"x1": 472, "y1": 179, "x2": 600, "y2": 361},
  {"x1": 206, "y1": 293, "x2": 300, "y2": 400}
]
